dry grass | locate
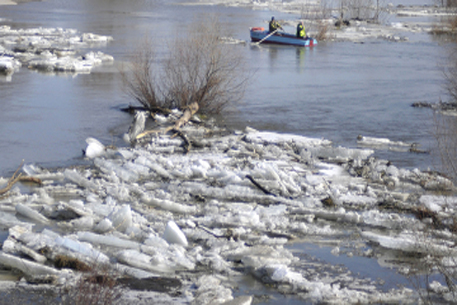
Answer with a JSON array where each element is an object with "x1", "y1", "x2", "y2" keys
[{"x1": 60, "y1": 262, "x2": 122, "y2": 305}]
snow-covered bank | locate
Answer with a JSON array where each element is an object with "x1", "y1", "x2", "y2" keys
[
  {"x1": 0, "y1": 112, "x2": 456, "y2": 304},
  {"x1": 0, "y1": 25, "x2": 113, "y2": 80}
]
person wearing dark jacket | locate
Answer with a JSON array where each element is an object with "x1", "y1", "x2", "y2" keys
[
  {"x1": 296, "y1": 21, "x2": 307, "y2": 39},
  {"x1": 269, "y1": 16, "x2": 283, "y2": 33}
]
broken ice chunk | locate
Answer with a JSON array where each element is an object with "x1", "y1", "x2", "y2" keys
[
  {"x1": 0, "y1": 251, "x2": 60, "y2": 278},
  {"x1": 115, "y1": 249, "x2": 172, "y2": 273},
  {"x1": 162, "y1": 221, "x2": 188, "y2": 247},
  {"x1": 108, "y1": 205, "x2": 132, "y2": 233},
  {"x1": 85, "y1": 137, "x2": 105, "y2": 159},
  {"x1": 15, "y1": 203, "x2": 50, "y2": 224}
]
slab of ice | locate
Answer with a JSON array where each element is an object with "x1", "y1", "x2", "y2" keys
[
  {"x1": 3, "y1": 239, "x2": 47, "y2": 264},
  {"x1": 77, "y1": 231, "x2": 140, "y2": 250},
  {"x1": 0, "y1": 55, "x2": 21, "y2": 74},
  {"x1": 0, "y1": 251, "x2": 60, "y2": 277},
  {"x1": 309, "y1": 146, "x2": 374, "y2": 161},
  {"x1": 362, "y1": 231, "x2": 457, "y2": 255},
  {"x1": 64, "y1": 168, "x2": 99, "y2": 191},
  {"x1": 357, "y1": 135, "x2": 412, "y2": 150},
  {"x1": 85, "y1": 137, "x2": 105, "y2": 159},
  {"x1": 124, "y1": 111, "x2": 147, "y2": 144},
  {"x1": 93, "y1": 218, "x2": 113, "y2": 233},
  {"x1": 0, "y1": 211, "x2": 34, "y2": 229},
  {"x1": 94, "y1": 159, "x2": 139, "y2": 183},
  {"x1": 115, "y1": 249, "x2": 172, "y2": 273},
  {"x1": 15, "y1": 203, "x2": 50, "y2": 224},
  {"x1": 141, "y1": 194, "x2": 197, "y2": 214},
  {"x1": 244, "y1": 130, "x2": 332, "y2": 147},
  {"x1": 55, "y1": 236, "x2": 109, "y2": 263},
  {"x1": 419, "y1": 195, "x2": 457, "y2": 213},
  {"x1": 339, "y1": 194, "x2": 377, "y2": 207},
  {"x1": 193, "y1": 275, "x2": 234, "y2": 304},
  {"x1": 163, "y1": 221, "x2": 188, "y2": 247},
  {"x1": 108, "y1": 205, "x2": 132, "y2": 233}
]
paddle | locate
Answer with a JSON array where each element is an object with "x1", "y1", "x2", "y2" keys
[{"x1": 254, "y1": 28, "x2": 279, "y2": 45}]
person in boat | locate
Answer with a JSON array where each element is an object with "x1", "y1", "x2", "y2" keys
[
  {"x1": 269, "y1": 16, "x2": 283, "y2": 33},
  {"x1": 296, "y1": 21, "x2": 308, "y2": 39}
]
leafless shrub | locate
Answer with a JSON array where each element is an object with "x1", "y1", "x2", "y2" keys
[
  {"x1": 431, "y1": 0, "x2": 457, "y2": 35},
  {"x1": 432, "y1": 112, "x2": 457, "y2": 182},
  {"x1": 121, "y1": 15, "x2": 249, "y2": 114},
  {"x1": 315, "y1": 20, "x2": 330, "y2": 40},
  {"x1": 341, "y1": 0, "x2": 387, "y2": 22},
  {"x1": 120, "y1": 38, "x2": 165, "y2": 111},
  {"x1": 300, "y1": 0, "x2": 333, "y2": 40},
  {"x1": 431, "y1": 46, "x2": 457, "y2": 182},
  {"x1": 299, "y1": 0, "x2": 387, "y2": 40},
  {"x1": 435, "y1": 0, "x2": 457, "y2": 8},
  {"x1": 443, "y1": 48, "x2": 457, "y2": 101},
  {"x1": 407, "y1": 229, "x2": 457, "y2": 304}
]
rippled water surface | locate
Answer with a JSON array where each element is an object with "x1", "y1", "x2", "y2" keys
[{"x1": 0, "y1": 0, "x2": 448, "y2": 176}]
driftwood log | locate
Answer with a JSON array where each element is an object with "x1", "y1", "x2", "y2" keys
[{"x1": 135, "y1": 102, "x2": 200, "y2": 141}]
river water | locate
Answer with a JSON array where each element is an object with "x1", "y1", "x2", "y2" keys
[{"x1": 0, "y1": 0, "x2": 448, "y2": 177}]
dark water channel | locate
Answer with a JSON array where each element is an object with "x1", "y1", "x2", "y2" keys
[{"x1": 0, "y1": 0, "x2": 453, "y2": 303}]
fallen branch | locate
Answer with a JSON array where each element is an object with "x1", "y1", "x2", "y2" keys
[
  {"x1": 245, "y1": 175, "x2": 277, "y2": 197},
  {"x1": 171, "y1": 130, "x2": 192, "y2": 154},
  {"x1": 136, "y1": 102, "x2": 200, "y2": 144},
  {"x1": 164, "y1": 102, "x2": 199, "y2": 134},
  {"x1": 0, "y1": 162, "x2": 42, "y2": 195}
]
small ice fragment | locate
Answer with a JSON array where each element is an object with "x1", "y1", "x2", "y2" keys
[
  {"x1": 162, "y1": 221, "x2": 188, "y2": 247},
  {"x1": 125, "y1": 111, "x2": 147, "y2": 143},
  {"x1": 94, "y1": 218, "x2": 113, "y2": 233},
  {"x1": 85, "y1": 137, "x2": 105, "y2": 158},
  {"x1": 64, "y1": 169, "x2": 98, "y2": 191},
  {"x1": 220, "y1": 296, "x2": 253, "y2": 305},
  {"x1": 108, "y1": 205, "x2": 132, "y2": 233},
  {"x1": 144, "y1": 236, "x2": 169, "y2": 249}
]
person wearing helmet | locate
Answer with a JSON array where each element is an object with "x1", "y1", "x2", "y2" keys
[{"x1": 269, "y1": 16, "x2": 283, "y2": 33}]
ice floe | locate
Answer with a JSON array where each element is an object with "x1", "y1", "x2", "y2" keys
[
  {"x1": 0, "y1": 118, "x2": 456, "y2": 304},
  {"x1": 0, "y1": 25, "x2": 113, "y2": 78}
]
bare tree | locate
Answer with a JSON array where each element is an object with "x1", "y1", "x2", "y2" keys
[
  {"x1": 433, "y1": 112, "x2": 457, "y2": 182},
  {"x1": 121, "y1": 15, "x2": 249, "y2": 115},
  {"x1": 120, "y1": 38, "x2": 167, "y2": 111},
  {"x1": 444, "y1": 47, "x2": 457, "y2": 102}
]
